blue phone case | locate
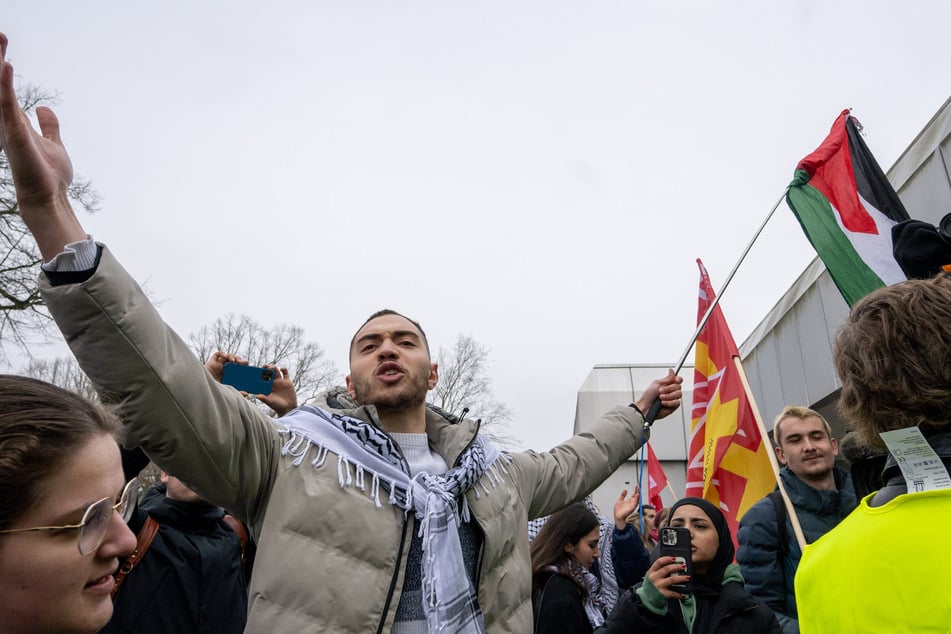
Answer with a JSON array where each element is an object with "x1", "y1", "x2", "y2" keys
[{"x1": 221, "y1": 363, "x2": 275, "y2": 395}]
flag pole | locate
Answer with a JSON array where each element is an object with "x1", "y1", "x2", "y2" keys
[
  {"x1": 665, "y1": 481, "x2": 680, "y2": 502},
  {"x1": 733, "y1": 356, "x2": 807, "y2": 549},
  {"x1": 644, "y1": 188, "x2": 790, "y2": 426}
]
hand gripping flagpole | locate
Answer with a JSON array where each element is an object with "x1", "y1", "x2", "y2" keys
[{"x1": 642, "y1": 188, "x2": 789, "y2": 427}]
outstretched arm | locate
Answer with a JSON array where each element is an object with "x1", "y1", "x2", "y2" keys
[
  {"x1": 517, "y1": 371, "x2": 683, "y2": 520},
  {"x1": 0, "y1": 33, "x2": 86, "y2": 259}
]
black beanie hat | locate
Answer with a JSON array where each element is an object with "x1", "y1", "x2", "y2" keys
[{"x1": 892, "y1": 217, "x2": 951, "y2": 280}]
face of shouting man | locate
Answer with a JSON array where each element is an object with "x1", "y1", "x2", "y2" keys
[{"x1": 346, "y1": 312, "x2": 437, "y2": 415}]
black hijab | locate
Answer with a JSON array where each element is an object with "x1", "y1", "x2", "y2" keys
[{"x1": 666, "y1": 497, "x2": 734, "y2": 598}]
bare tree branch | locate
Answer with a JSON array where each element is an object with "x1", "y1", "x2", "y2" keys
[
  {"x1": 20, "y1": 356, "x2": 99, "y2": 402},
  {"x1": 430, "y1": 334, "x2": 519, "y2": 449}
]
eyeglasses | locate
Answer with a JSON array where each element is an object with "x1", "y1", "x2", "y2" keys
[{"x1": 0, "y1": 478, "x2": 143, "y2": 555}]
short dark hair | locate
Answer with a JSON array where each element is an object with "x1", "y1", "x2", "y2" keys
[
  {"x1": 0, "y1": 375, "x2": 121, "y2": 530},
  {"x1": 834, "y1": 274, "x2": 951, "y2": 449},
  {"x1": 349, "y1": 309, "x2": 430, "y2": 357}
]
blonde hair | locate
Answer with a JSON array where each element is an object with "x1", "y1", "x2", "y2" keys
[{"x1": 773, "y1": 405, "x2": 832, "y2": 448}]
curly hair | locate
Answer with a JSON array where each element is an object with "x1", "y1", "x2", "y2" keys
[
  {"x1": 834, "y1": 274, "x2": 951, "y2": 449},
  {"x1": 0, "y1": 375, "x2": 121, "y2": 530}
]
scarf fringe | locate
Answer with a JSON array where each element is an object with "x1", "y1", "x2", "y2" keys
[
  {"x1": 278, "y1": 413, "x2": 496, "y2": 634},
  {"x1": 278, "y1": 428, "x2": 509, "y2": 520}
]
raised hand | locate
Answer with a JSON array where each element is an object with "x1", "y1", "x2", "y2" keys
[
  {"x1": 255, "y1": 365, "x2": 298, "y2": 417},
  {"x1": 645, "y1": 556, "x2": 690, "y2": 600},
  {"x1": 613, "y1": 487, "x2": 641, "y2": 530},
  {"x1": 204, "y1": 351, "x2": 248, "y2": 382},
  {"x1": 0, "y1": 33, "x2": 86, "y2": 259}
]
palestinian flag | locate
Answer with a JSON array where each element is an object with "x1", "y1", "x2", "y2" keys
[{"x1": 786, "y1": 110, "x2": 910, "y2": 306}]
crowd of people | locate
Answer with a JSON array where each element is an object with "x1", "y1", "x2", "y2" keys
[{"x1": 3, "y1": 29, "x2": 951, "y2": 633}]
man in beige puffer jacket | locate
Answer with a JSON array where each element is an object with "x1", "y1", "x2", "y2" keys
[{"x1": 1, "y1": 32, "x2": 683, "y2": 633}]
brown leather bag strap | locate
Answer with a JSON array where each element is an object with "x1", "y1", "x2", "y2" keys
[
  {"x1": 112, "y1": 515, "x2": 160, "y2": 598},
  {"x1": 221, "y1": 513, "x2": 248, "y2": 563}
]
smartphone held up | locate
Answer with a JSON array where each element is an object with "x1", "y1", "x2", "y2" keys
[
  {"x1": 658, "y1": 526, "x2": 693, "y2": 594},
  {"x1": 221, "y1": 362, "x2": 276, "y2": 395}
]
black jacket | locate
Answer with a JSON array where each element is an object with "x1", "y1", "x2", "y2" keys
[
  {"x1": 101, "y1": 484, "x2": 250, "y2": 634},
  {"x1": 533, "y1": 571, "x2": 594, "y2": 634},
  {"x1": 736, "y1": 466, "x2": 856, "y2": 631},
  {"x1": 598, "y1": 580, "x2": 781, "y2": 634},
  {"x1": 610, "y1": 524, "x2": 651, "y2": 589}
]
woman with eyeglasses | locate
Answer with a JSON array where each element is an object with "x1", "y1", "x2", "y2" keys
[{"x1": 0, "y1": 375, "x2": 138, "y2": 633}]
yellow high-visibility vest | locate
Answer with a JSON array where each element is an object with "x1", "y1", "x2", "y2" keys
[{"x1": 796, "y1": 489, "x2": 951, "y2": 633}]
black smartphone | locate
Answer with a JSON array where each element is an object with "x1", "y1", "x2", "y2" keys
[
  {"x1": 658, "y1": 526, "x2": 692, "y2": 594},
  {"x1": 221, "y1": 363, "x2": 275, "y2": 395}
]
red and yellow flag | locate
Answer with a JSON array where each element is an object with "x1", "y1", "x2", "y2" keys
[{"x1": 684, "y1": 260, "x2": 775, "y2": 544}]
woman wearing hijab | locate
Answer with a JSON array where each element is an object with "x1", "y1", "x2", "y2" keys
[{"x1": 598, "y1": 497, "x2": 780, "y2": 633}]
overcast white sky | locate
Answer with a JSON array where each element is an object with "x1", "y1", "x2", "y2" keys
[{"x1": 4, "y1": 2, "x2": 950, "y2": 450}]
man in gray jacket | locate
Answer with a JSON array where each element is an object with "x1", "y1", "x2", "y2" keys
[
  {"x1": 736, "y1": 406, "x2": 857, "y2": 634},
  {"x1": 0, "y1": 33, "x2": 683, "y2": 634}
]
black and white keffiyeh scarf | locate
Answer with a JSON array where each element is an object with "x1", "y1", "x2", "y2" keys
[{"x1": 278, "y1": 405, "x2": 509, "y2": 633}]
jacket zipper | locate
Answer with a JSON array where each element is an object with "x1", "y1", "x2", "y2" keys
[
  {"x1": 367, "y1": 406, "x2": 415, "y2": 634},
  {"x1": 372, "y1": 409, "x2": 484, "y2": 632},
  {"x1": 456, "y1": 418, "x2": 487, "y2": 598},
  {"x1": 376, "y1": 513, "x2": 411, "y2": 634}
]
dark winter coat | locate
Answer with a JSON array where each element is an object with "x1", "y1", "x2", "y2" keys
[
  {"x1": 736, "y1": 466, "x2": 856, "y2": 633},
  {"x1": 610, "y1": 524, "x2": 651, "y2": 589},
  {"x1": 101, "y1": 484, "x2": 250, "y2": 634},
  {"x1": 533, "y1": 571, "x2": 594, "y2": 634},
  {"x1": 598, "y1": 578, "x2": 781, "y2": 634}
]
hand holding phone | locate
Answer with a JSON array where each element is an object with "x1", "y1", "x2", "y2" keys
[
  {"x1": 221, "y1": 362, "x2": 275, "y2": 395},
  {"x1": 657, "y1": 526, "x2": 693, "y2": 595}
]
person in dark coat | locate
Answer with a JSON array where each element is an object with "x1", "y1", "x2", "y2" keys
[
  {"x1": 101, "y1": 473, "x2": 251, "y2": 634},
  {"x1": 737, "y1": 406, "x2": 857, "y2": 633},
  {"x1": 532, "y1": 503, "x2": 606, "y2": 633},
  {"x1": 598, "y1": 498, "x2": 781, "y2": 634}
]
